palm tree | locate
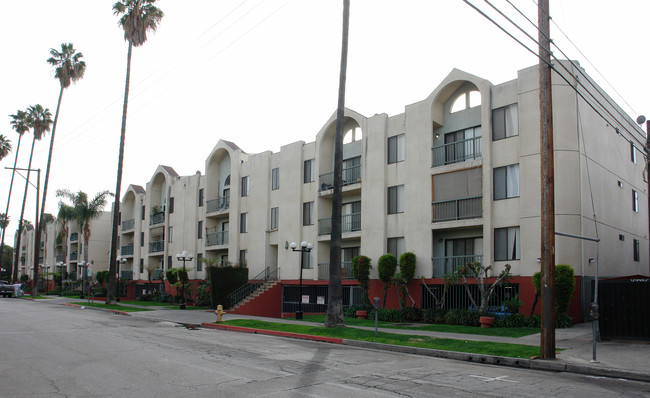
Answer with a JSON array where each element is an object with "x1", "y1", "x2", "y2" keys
[
  {"x1": 56, "y1": 202, "x2": 75, "y2": 275},
  {"x1": 17, "y1": 105, "x2": 52, "y2": 295},
  {"x1": 325, "y1": 0, "x2": 350, "y2": 328},
  {"x1": 0, "y1": 135, "x2": 10, "y2": 161},
  {"x1": 3, "y1": 110, "x2": 29, "y2": 282},
  {"x1": 108, "y1": 0, "x2": 163, "y2": 304},
  {"x1": 33, "y1": 44, "x2": 86, "y2": 289}
]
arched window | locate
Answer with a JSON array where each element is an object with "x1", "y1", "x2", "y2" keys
[
  {"x1": 224, "y1": 175, "x2": 230, "y2": 187},
  {"x1": 343, "y1": 127, "x2": 363, "y2": 144},
  {"x1": 450, "y1": 90, "x2": 481, "y2": 113}
]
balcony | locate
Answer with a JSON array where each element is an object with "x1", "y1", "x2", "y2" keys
[
  {"x1": 120, "y1": 271, "x2": 133, "y2": 280},
  {"x1": 121, "y1": 244, "x2": 134, "y2": 256},
  {"x1": 55, "y1": 255, "x2": 64, "y2": 262},
  {"x1": 69, "y1": 252, "x2": 78, "y2": 261},
  {"x1": 432, "y1": 254, "x2": 483, "y2": 277},
  {"x1": 432, "y1": 196, "x2": 482, "y2": 222},
  {"x1": 206, "y1": 231, "x2": 228, "y2": 247},
  {"x1": 149, "y1": 240, "x2": 164, "y2": 253},
  {"x1": 207, "y1": 196, "x2": 230, "y2": 213},
  {"x1": 319, "y1": 164, "x2": 361, "y2": 191},
  {"x1": 317, "y1": 261, "x2": 355, "y2": 280},
  {"x1": 318, "y1": 213, "x2": 361, "y2": 236},
  {"x1": 70, "y1": 232, "x2": 78, "y2": 242},
  {"x1": 121, "y1": 218, "x2": 135, "y2": 232},
  {"x1": 432, "y1": 136, "x2": 482, "y2": 167},
  {"x1": 150, "y1": 211, "x2": 165, "y2": 226}
]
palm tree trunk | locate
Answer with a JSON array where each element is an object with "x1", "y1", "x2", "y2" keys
[
  {"x1": 32, "y1": 86, "x2": 65, "y2": 293},
  {"x1": 2, "y1": 134, "x2": 23, "y2": 282},
  {"x1": 325, "y1": 0, "x2": 350, "y2": 328},
  {"x1": 108, "y1": 42, "x2": 133, "y2": 305},
  {"x1": 14, "y1": 136, "x2": 37, "y2": 291}
]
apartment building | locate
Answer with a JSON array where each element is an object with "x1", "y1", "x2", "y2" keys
[{"x1": 112, "y1": 61, "x2": 647, "y2": 318}]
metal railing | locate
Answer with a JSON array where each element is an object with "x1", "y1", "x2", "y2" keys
[
  {"x1": 207, "y1": 196, "x2": 230, "y2": 213},
  {"x1": 149, "y1": 240, "x2": 164, "y2": 253},
  {"x1": 69, "y1": 252, "x2": 78, "y2": 261},
  {"x1": 70, "y1": 233, "x2": 78, "y2": 242},
  {"x1": 318, "y1": 213, "x2": 361, "y2": 235},
  {"x1": 432, "y1": 196, "x2": 482, "y2": 222},
  {"x1": 151, "y1": 269, "x2": 163, "y2": 280},
  {"x1": 319, "y1": 164, "x2": 361, "y2": 191},
  {"x1": 150, "y1": 211, "x2": 165, "y2": 225},
  {"x1": 420, "y1": 282, "x2": 518, "y2": 311},
  {"x1": 55, "y1": 255, "x2": 64, "y2": 262},
  {"x1": 120, "y1": 271, "x2": 133, "y2": 280},
  {"x1": 206, "y1": 231, "x2": 228, "y2": 247},
  {"x1": 121, "y1": 219, "x2": 135, "y2": 231},
  {"x1": 121, "y1": 244, "x2": 134, "y2": 256},
  {"x1": 431, "y1": 255, "x2": 483, "y2": 277},
  {"x1": 432, "y1": 136, "x2": 482, "y2": 167},
  {"x1": 317, "y1": 261, "x2": 354, "y2": 280},
  {"x1": 227, "y1": 267, "x2": 279, "y2": 309}
]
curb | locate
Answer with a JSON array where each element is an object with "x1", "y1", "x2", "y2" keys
[
  {"x1": 200, "y1": 323, "x2": 650, "y2": 383},
  {"x1": 60, "y1": 302, "x2": 131, "y2": 316}
]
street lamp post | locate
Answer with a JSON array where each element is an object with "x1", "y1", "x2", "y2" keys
[
  {"x1": 176, "y1": 250, "x2": 193, "y2": 310},
  {"x1": 290, "y1": 241, "x2": 313, "y2": 320},
  {"x1": 78, "y1": 261, "x2": 88, "y2": 299},
  {"x1": 116, "y1": 256, "x2": 127, "y2": 301},
  {"x1": 56, "y1": 261, "x2": 65, "y2": 296}
]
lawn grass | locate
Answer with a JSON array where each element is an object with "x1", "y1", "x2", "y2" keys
[
  {"x1": 69, "y1": 302, "x2": 153, "y2": 312},
  {"x1": 20, "y1": 295, "x2": 53, "y2": 300},
  {"x1": 219, "y1": 319, "x2": 540, "y2": 359},
  {"x1": 297, "y1": 315, "x2": 540, "y2": 338}
]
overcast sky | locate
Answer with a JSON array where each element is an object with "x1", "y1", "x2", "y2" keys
[{"x1": 1, "y1": 0, "x2": 649, "y2": 245}]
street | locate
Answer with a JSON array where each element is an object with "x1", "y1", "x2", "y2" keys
[{"x1": 1, "y1": 299, "x2": 648, "y2": 397}]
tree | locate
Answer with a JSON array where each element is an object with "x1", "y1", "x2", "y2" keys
[
  {"x1": 0, "y1": 135, "x2": 11, "y2": 161},
  {"x1": 33, "y1": 43, "x2": 86, "y2": 294},
  {"x1": 16, "y1": 105, "x2": 52, "y2": 294},
  {"x1": 3, "y1": 110, "x2": 29, "y2": 282},
  {"x1": 144, "y1": 262, "x2": 159, "y2": 294},
  {"x1": 394, "y1": 252, "x2": 417, "y2": 308},
  {"x1": 448, "y1": 261, "x2": 512, "y2": 313},
  {"x1": 350, "y1": 255, "x2": 371, "y2": 305},
  {"x1": 325, "y1": 0, "x2": 350, "y2": 329},
  {"x1": 57, "y1": 202, "x2": 75, "y2": 272},
  {"x1": 1, "y1": 244, "x2": 13, "y2": 281},
  {"x1": 377, "y1": 254, "x2": 397, "y2": 308},
  {"x1": 108, "y1": 0, "x2": 164, "y2": 305}
]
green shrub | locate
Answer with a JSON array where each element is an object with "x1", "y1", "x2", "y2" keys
[
  {"x1": 526, "y1": 314, "x2": 541, "y2": 328},
  {"x1": 444, "y1": 309, "x2": 483, "y2": 326},
  {"x1": 369, "y1": 308, "x2": 402, "y2": 322},
  {"x1": 503, "y1": 297, "x2": 523, "y2": 314},
  {"x1": 556, "y1": 313, "x2": 573, "y2": 328},
  {"x1": 498, "y1": 314, "x2": 525, "y2": 328},
  {"x1": 351, "y1": 255, "x2": 372, "y2": 304},
  {"x1": 165, "y1": 269, "x2": 178, "y2": 285},
  {"x1": 377, "y1": 254, "x2": 397, "y2": 283},
  {"x1": 532, "y1": 264, "x2": 575, "y2": 316},
  {"x1": 207, "y1": 266, "x2": 249, "y2": 309},
  {"x1": 345, "y1": 304, "x2": 373, "y2": 318},
  {"x1": 423, "y1": 308, "x2": 447, "y2": 324},
  {"x1": 95, "y1": 270, "x2": 109, "y2": 285},
  {"x1": 398, "y1": 252, "x2": 416, "y2": 281},
  {"x1": 400, "y1": 307, "x2": 422, "y2": 322}
]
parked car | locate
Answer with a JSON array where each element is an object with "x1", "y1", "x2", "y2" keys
[{"x1": 0, "y1": 280, "x2": 14, "y2": 297}]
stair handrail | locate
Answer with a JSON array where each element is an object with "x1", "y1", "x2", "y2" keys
[{"x1": 227, "y1": 267, "x2": 279, "y2": 308}]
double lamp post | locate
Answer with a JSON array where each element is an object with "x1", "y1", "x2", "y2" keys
[{"x1": 290, "y1": 241, "x2": 313, "y2": 320}]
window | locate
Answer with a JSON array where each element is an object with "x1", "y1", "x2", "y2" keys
[
  {"x1": 303, "y1": 202, "x2": 314, "y2": 226},
  {"x1": 442, "y1": 126, "x2": 482, "y2": 165},
  {"x1": 304, "y1": 159, "x2": 315, "y2": 183},
  {"x1": 272, "y1": 168, "x2": 280, "y2": 190},
  {"x1": 388, "y1": 185, "x2": 404, "y2": 214},
  {"x1": 239, "y1": 250, "x2": 247, "y2": 266},
  {"x1": 387, "y1": 237, "x2": 405, "y2": 258},
  {"x1": 631, "y1": 142, "x2": 637, "y2": 164},
  {"x1": 633, "y1": 190, "x2": 639, "y2": 212},
  {"x1": 388, "y1": 134, "x2": 405, "y2": 164},
  {"x1": 142, "y1": 205, "x2": 145, "y2": 220},
  {"x1": 241, "y1": 176, "x2": 249, "y2": 197},
  {"x1": 167, "y1": 256, "x2": 172, "y2": 270},
  {"x1": 197, "y1": 220, "x2": 203, "y2": 239},
  {"x1": 168, "y1": 226, "x2": 173, "y2": 243},
  {"x1": 271, "y1": 207, "x2": 279, "y2": 230},
  {"x1": 494, "y1": 164, "x2": 520, "y2": 200},
  {"x1": 492, "y1": 104, "x2": 519, "y2": 140},
  {"x1": 301, "y1": 250, "x2": 312, "y2": 269},
  {"x1": 199, "y1": 188, "x2": 204, "y2": 207},
  {"x1": 169, "y1": 197, "x2": 174, "y2": 214},
  {"x1": 139, "y1": 259, "x2": 144, "y2": 274},
  {"x1": 197, "y1": 253, "x2": 203, "y2": 272},
  {"x1": 343, "y1": 156, "x2": 361, "y2": 184},
  {"x1": 494, "y1": 227, "x2": 520, "y2": 261},
  {"x1": 634, "y1": 239, "x2": 640, "y2": 262},
  {"x1": 240, "y1": 213, "x2": 248, "y2": 233},
  {"x1": 450, "y1": 90, "x2": 481, "y2": 113},
  {"x1": 343, "y1": 127, "x2": 362, "y2": 144},
  {"x1": 140, "y1": 232, "x2": 144, "y2": 247}
]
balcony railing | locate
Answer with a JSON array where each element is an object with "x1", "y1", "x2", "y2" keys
[
  {"x1": 70, "y1": 232, "x2": 78, "y2": 242},
  {"x1": 121, "y1": 218, "x2": 135, "y2": 231},
  {"x1": 317, "y1": 261, "x2": 355, "y2": 280},
  {"x1": 432, "y1": 136, "x2": 482, "y2": 167},
  {"x1": 432, "y1": 255, "x2": 483, "y2": 277},
  {"x1": 432, "y1": 196, "x2": 482, "y2": 222},
  {"x1": 206, "y1": 231, "x2": 229, "y2": 247},
  {"x1": 121, "y1": 244, "x2": 134, "y2": 256},
  {"x1": 120, "y1": 271, "x2": 133, "y2": 280},
  {"x1": 150, "y1": 211, "x2": 165, "y2": 226},
  {"x1": 319, "y1": 164, "x2": 361, "y2": 191},
  {"x1": 69, "y1": 252, "x2": 78, "y2": 261},
  {"x1": 151, "y1": 269, "x2": 163, "y2": 280},
  {"x1": 207, "y1": 196, "x2": 230, "y2": 213},
  {"x1": 149, "y1": 240, "x2": 164, "y2": 253},
  {"x1": 55, "y1": 255, "x2": 64, "y2": 262},
  {"x1": 318, "y1": 213, "x2": 361, "y2": 235}
]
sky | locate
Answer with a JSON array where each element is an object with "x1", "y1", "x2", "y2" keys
[{"x1": 1, "y1": 0, "x2": 649, "y2": 246}]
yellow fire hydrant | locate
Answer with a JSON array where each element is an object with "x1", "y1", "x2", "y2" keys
[{"x1": 215, "y1": 304, "x2": 226, "y2": 323}]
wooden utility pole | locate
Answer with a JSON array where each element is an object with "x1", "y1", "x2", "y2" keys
[{"x1": 539, "y1": 0, "x2": 556, "y2": 359}]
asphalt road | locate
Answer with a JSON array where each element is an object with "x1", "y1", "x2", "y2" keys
[{"x1": 1, "y1": 299, "x2": 648, "y2": 397}]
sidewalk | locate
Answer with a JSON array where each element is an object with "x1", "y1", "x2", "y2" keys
[{"x1": 36, "y1": 296, "x2": 650, "y2": 383}]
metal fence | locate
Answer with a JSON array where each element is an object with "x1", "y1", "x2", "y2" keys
[
  {"x1": 121, "y1": 219, "x2": 135, "y2": 231},
  {"x1": 420, "y1": 283, "x2": 519, "y2": 311},
  {"x1": 432, "y1": 196, "x2": 482, "y2": 222},
  {"x1": 282, "y1": 285, "x2": 362, "y2": 313},
  {"x1": 319, "y1": 164, "x2": 361, "y2": 190},
  {"x1": 432, "y1": 136, "x2": 482, "y2": 167},
  {"x1": 318, "y1": 213, "x2": 361, "y2": 235},
  {"x1": 598, "y1": 278, "x2": 650, "y2": 340},
  {"x1": 206, "y1": 196, "x2": 230, "y2": 213}
]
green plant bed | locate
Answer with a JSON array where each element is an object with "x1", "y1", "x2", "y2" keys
[
  {"x1": 297, "y1": 315, "x2": 540, "y2": 337},
  {"x1": 68, "y1": 302, "x2": 153, "y2": 312},
  {"x1": 219, "y1": 319, "x2": 541, "y2": 359}
]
